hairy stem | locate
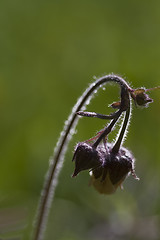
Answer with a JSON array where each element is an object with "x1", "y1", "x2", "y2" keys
[
  {"x1": 77, "y1": 109, "x2": 121, "y2": 119},
  {"x1": 32, "y1": 74, "x2": 131, "y2": 240},
  {"x1": 112, "y1": 103, "x2": 131, "y2": 153},
  {"x1": 92, "y1": 110, "x2": 121, "y2": 148}
]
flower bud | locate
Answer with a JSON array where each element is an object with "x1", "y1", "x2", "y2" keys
[
  {"x1": 72, "y1": 141, "x2": 138, "y2": 194},
  {"x1": 90, "y1": 144, "x2": 139, "y2": 194},
  {"x1": 72, "y1": 142, "x2": 102, "y2": 177},
  {"x1": 132, "y1": 88, "x2": 153, "y2": 107}
]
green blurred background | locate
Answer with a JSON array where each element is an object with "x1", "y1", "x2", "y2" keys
[{"x1": 1, "y1": 0, "x2": 160, "y2": 239}]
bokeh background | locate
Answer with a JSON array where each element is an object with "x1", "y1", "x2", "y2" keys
[{"x1": 1, "y1": 0, "x2": 160, "y2": 239}]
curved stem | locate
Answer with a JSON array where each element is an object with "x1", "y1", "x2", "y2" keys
[
  {"x1": 112, "y1": 96, "x2": 131, "y2": 153},
  {"x1": 92, "y1": 110, "x2": 122, "y2": 148},
  {"x1": 77, "y1": 109, "x2": 121, "y2": 120},
  {"x1": 32, "y1": 74, "x2": 131, "y2": 240}
]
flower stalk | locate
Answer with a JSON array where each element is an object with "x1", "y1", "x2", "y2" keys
[{"x1": 32, "y1": 74, "x2": 154, "y2": 240}]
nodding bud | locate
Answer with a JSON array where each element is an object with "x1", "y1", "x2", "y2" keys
[
  {"x1": 90, "y1": 144, "x2": 139, "y2": 194},
  {"x1": 72, "y1": 142, "x2": 102, "y2": 177},
  {"x1": 132, "y1": 88, "x2": 153, "y2": 107},
  {"x1": 72, "y1": 142, "x2": 139, "y2": 194}
]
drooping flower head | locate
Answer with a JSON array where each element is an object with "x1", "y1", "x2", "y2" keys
[
  {"x1": 72, "y1": 75, "x2": 156, "y2": 194},
  {"x1": 72, "y1": 142, "x2": 138, "y2": 194}
]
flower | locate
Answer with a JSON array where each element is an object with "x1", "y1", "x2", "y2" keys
[
  {"x1": 72, "y1": 142, "x2": 139, "y2": 194},
  {"x1": 72, "y1": 142, "x2": 102, "y2": 177}
]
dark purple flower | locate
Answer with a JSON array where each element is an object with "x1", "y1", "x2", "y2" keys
[{"x1": 72, "y1": 142, "x2": 139, "y2": 194}]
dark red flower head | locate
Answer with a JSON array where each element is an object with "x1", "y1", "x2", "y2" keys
[{"x1": 72, "y1": 142, "x2": 139, "y2": 194}]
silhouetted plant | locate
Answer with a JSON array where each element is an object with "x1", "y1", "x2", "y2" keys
[{"x1": 32, "y1": 74, "x2": 159, "y2": 240}]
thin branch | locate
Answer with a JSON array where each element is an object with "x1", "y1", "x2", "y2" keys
[
  {"x1": 92, "y1": 111, "x2": 121, "y2": 149},
  {"x1": 77, "y1": 109, "x2": 121, "y2": 120},
  {"x1": 112, "y1": 103, "x2": 131, "y2": 153}
]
